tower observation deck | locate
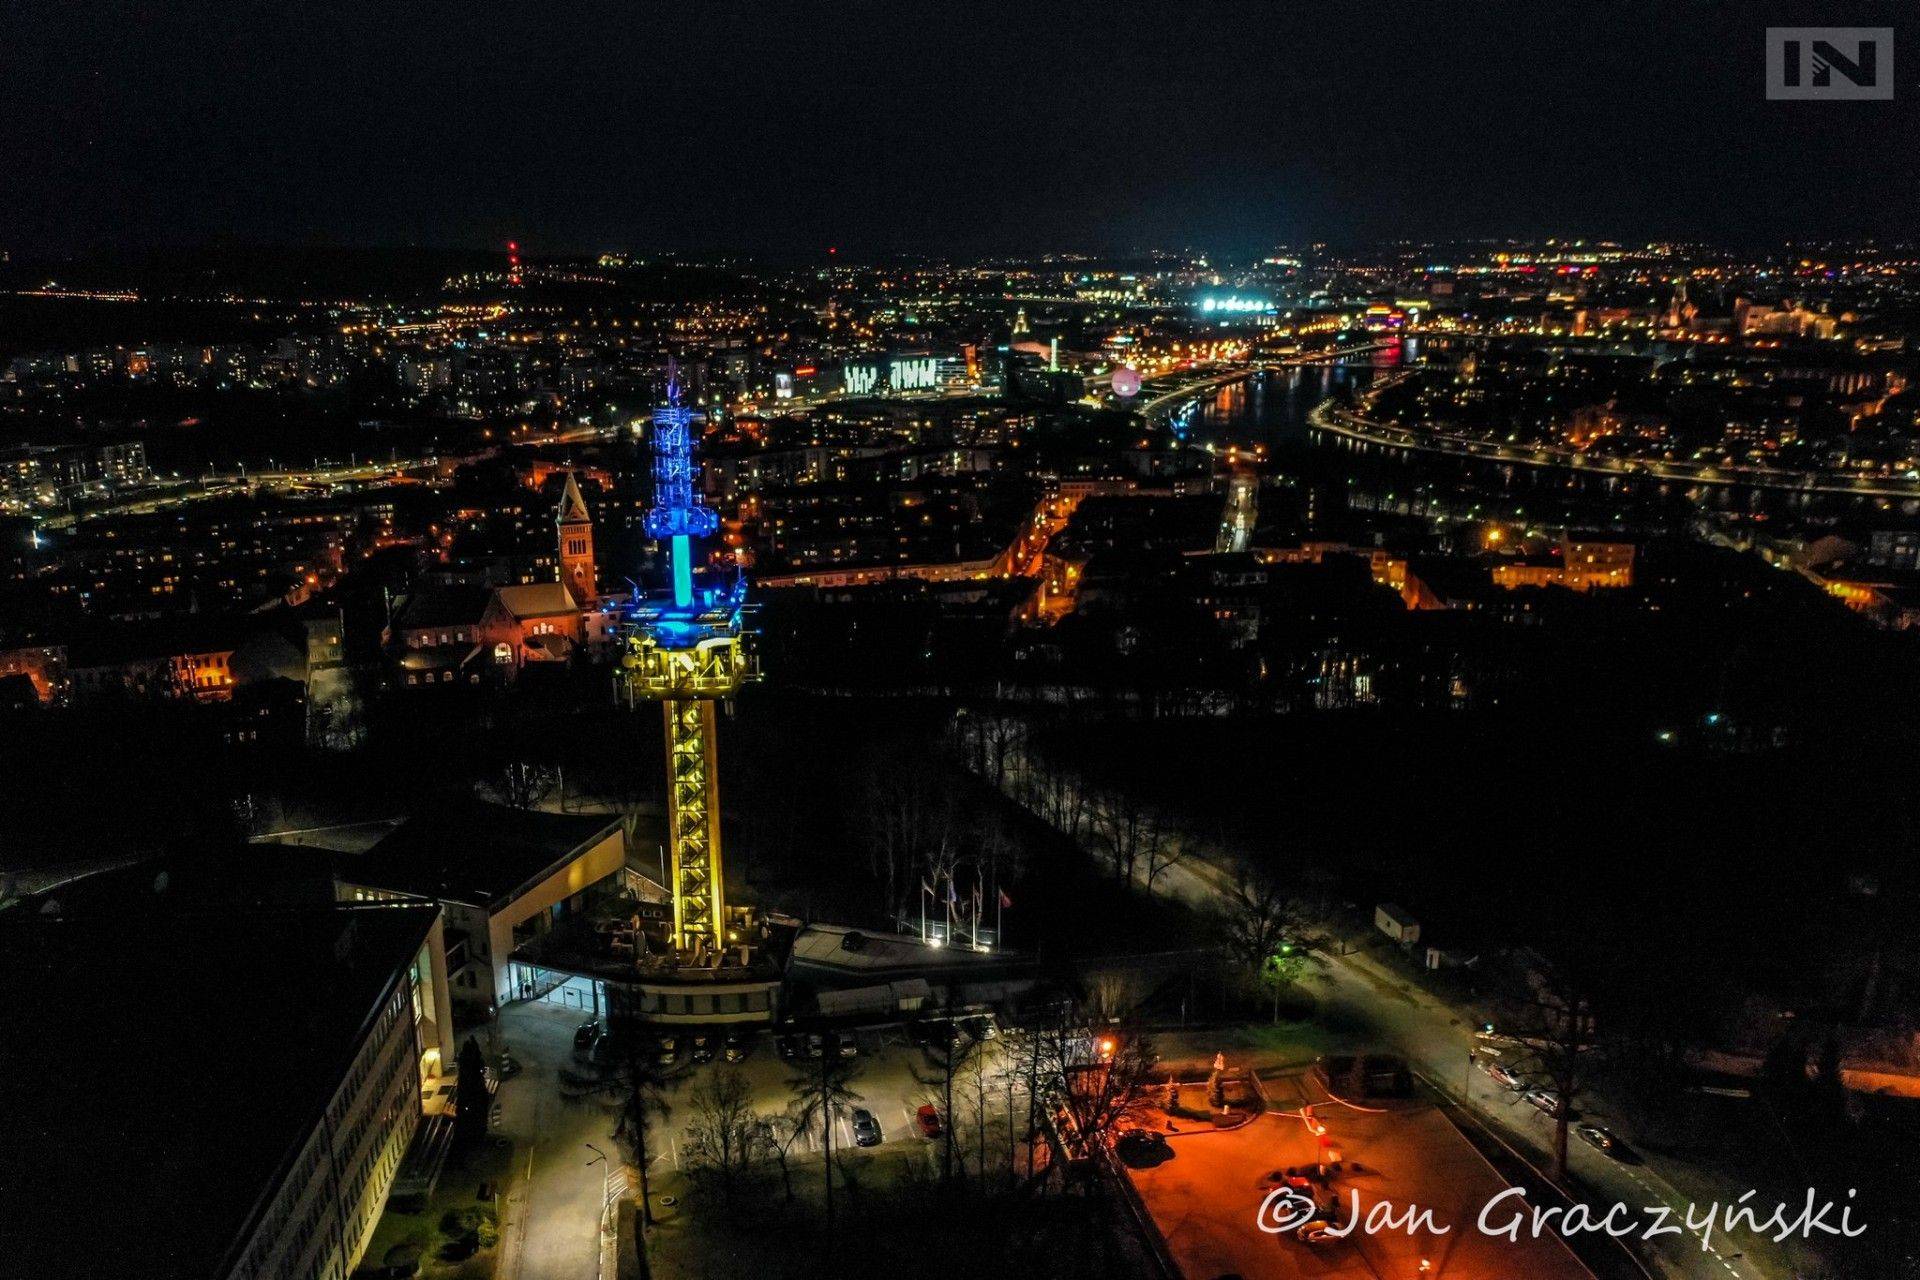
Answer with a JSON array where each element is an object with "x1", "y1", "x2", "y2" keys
[{"x1": 616, "y1": 375, "x2": 755, "y2": 958}]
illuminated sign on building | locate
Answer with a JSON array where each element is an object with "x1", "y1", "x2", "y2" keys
[
  {"x1": 838, "y1": 355, "x2": 947, "y2": 397},
  {"x1": 890, "y1": 356, "x2": 939, "y2": 392},
  {"x1": 1198, "y1": 295, "x2": 1274, "y2": 315}
]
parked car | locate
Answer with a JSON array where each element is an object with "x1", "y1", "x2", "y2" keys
[
  {"x1": 851, "y1": 1107, "x2": 883, "y2": 1147},
  {"x1": 1481, "y1": 1061, "x2": 1525, "y2": 1091},
  {"x1": 915, "y1": 1104, "x2": 944, "y2": 1139},
  {"x1": 1523, "y1": 1088, "x2": 1563, "y2": 1116},
  {"x1": 1114, "y1": 1128, "x2": 1169, "y2": 1158},
  {"x1": 837, "y1": 1033, "x2": 860, "y2": 1059},
  {"x1": 1576, "y1": 1123, "x2": 1623, "y2": 1157},
  {"x1": 589, "y1": 1034, "x2": 622, "y2": 1068},
  {"x1": 574, "y1": 1020, "x2": 601, "y2": 1052},
  {"x1": 723, "y1": 1033, "x2": 748, "y2": 1062},
  {"x1": 914, "y1": 1020, "x2": 960, "y2": 1048},
  {"x1": 655, "y1": 1036, "x2": 678, "y2": 1067},
  {"x1": 963, "y1": 1015, "x2": 998, "y2": 1041},
  {"x1": 691, "y1": 1034, "x2": 715, "y2": 1065},
  {"x1": 806, "y1": 1033, "x2": 825, "y2": 1059},
  {"x1": 776, "y1": 1035, "x2": 799, "y2": 1062}
]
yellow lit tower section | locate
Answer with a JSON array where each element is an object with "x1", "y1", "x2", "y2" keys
[{"x1": 616, "y1": 375, "x2": 755, "y2": 959}]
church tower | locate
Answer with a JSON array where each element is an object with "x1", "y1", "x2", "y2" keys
[{"x1": 556, "y1": 472, "x2": 596, "y2": 602}]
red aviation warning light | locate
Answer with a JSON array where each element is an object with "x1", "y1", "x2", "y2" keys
[{"x1": 507, "y1": 240, "x2": 522, "y2": 288}]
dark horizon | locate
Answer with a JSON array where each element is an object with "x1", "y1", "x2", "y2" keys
[{"x1": 4, "y1": 1, "x2": 1914, "y2": 261}]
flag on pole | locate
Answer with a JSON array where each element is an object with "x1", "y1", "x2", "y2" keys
[
  {"x1": 998, "y1": 888, "x2": 1013, "y2": 909},
  {"x1": 921, "y1": 879, "x2": 934, "y2": 897},
  {"x1": 947, "y1": 880, "x2": 958, "y2": 905}
]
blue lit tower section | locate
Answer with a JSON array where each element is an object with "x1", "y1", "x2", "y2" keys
[
  {"x1": 644, "y1": 381, "x2": 717, "y2": 610},
  {"x1": 616, "y1": 374, "x2": 755, "y2": 958}
]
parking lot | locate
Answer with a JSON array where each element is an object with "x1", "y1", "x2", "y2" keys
[
  {"x1": 1122, "y1": 1068, "x2": 1595, "y2": 1280},
  {"x1": 510, "y1": 1001, "x2": 1036, "y2": 1176}
]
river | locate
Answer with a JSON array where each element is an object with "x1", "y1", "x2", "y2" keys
[{"x1": 1173, "y1": 343, "x2": 1920, "y2": 529}]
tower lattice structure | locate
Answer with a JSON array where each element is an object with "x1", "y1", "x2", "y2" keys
[{"x1": 615, "y1": 375, "x2": 754, "y2": 957}]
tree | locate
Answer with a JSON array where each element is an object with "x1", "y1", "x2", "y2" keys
[
  {"x1": 609, "y1": 1006, "x2": 673, "y2": 1228},
  {"x1": 1093, "y1": 784, "x2": 1155, "y2": 890},
  {"x1": 972, "y1": 806, "x2": 1023, "y2": 894},
  {"x1": 861, "y1": 749, "x2": 963, "y2": 925},
  {"x1": 453, "y1": 1037, "x2": 490, "y2": 1145},
  {"x1": 990, "y1": 1044, "x2": 1028, "y2": 1191},
  {"x1": 975, "y1": 712, "x2": 1025, "y2": 794},
  {"x1": 1142, "y1": 825, "x2": 1188, "y2": 900},
  {"x1": 491, "y1": 758, "x2": 557, "y2": 810},
  {"x1": 1032, "y1": 1009, "x2": 1158, "y2": 1176},
  {"x1": 759, "y1": 1110, "x2": 807, "y2": 1203},
  {"x1": 911, "y1": 1013, "x2": 981, "y2": 1185},
  {"x1": 786, "y1": 1046, "x2": 864, "y2": 1233},
  {"x1": 682, "y1": 1065, "x2": 764, "y2": 1206},
  {"x1": 956, "y1": 1038, "x2": 1000, "y2": 1186},
  {"x1": 1213, "y1": 861, "x2": 1325, "y2": 1017},
  {"x1": 1498, "y1": 956, "x2": 1600, "y2": 1182}
]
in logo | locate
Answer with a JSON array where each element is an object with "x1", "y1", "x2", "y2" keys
[{"x1": 1767, "y1": 28, "x2": 1893, "y2": 99}]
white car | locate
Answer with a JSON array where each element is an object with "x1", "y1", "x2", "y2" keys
[{"x1": 1481, "y1": 1061, "x2": 1525, "y2": 1091}]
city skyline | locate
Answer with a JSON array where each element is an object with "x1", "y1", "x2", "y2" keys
[{"x1": 6, "y1": 12, "x2": 1920, "y2": 1280}]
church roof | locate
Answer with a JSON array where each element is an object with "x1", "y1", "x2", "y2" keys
[
  {"x1": 556, "y1": 472, "x2": 592, "y2": 526},
  {"x1": 492, "y1": 581, "x2": 579, "y2": 620},
  {"x1": 392, "y1": 583, "x2": 491, "y2": 631}
]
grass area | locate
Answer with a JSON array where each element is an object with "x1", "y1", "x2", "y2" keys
[
  {"x1": 1133, "y1": 1078, "x2": 1262, "y2": 1129},
  {"x1": 637, "y1": 1144, "x2": 1154, "y2": 1280},
  {"x1": 357, "y1": 1136, "x2": 511, "y2": 1279}
]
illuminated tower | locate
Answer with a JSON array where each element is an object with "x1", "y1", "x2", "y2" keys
[
  {"x1": 556, "y1": 472, "x2": 596, "y2": 601},
  {"x1": 615, "y1": 374, "x2": 754, "y2": 958}
]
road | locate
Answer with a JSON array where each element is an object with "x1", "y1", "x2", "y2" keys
[
  {"x1": 1309, "y1": 395, "x2": 1920, "y2": 500},
  {"x1": 493, "y1": 1001, "x2": 622, "y2": 1280},
  {"x1": 1310, "y1": 948, "x2": 1794, "y2": 1280},
  {"x1": 980, "y1": 739, "x2": 1816, "y2": 1280},
  {"x1": 37, "y1": 422, "x2": 614, "y2": 530}
]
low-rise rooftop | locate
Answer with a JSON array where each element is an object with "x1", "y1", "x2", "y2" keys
[
  {"x1": 0, "y1": 901, "x2": 440, "y2": 1280},
  {"x1": 351, "y1": 797, "x2": 627, "y2": 909}
]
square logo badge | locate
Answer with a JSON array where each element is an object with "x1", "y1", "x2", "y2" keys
[{"x1": 1767, "y1": 28, "x2": 1894, "y2": 99}]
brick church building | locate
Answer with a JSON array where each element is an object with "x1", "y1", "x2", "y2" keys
[{"x1": 389, "y1": 472, "x2": 609, "y2": 686}]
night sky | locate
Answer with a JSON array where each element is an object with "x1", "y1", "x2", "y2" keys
[{"x1": 2, "y1": 0, "x2": 1914, "y2": 258}]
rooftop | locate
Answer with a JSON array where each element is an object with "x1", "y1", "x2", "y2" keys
[
  {"x1": 0, "y1": 901, "x2": 439, "y2": 1280},
  {"x1": 493, "y1": 581, "x2": 578, "y2": 620},
  {"x1": 351, "y1": 797, "x2": 625, "y2": 908},
  {"x1": 391, "y1": 582, "x2": 491, "y2": 631},
  {"x1": 789, "y1": 921, "x2": 1020, "y2": 980}
]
